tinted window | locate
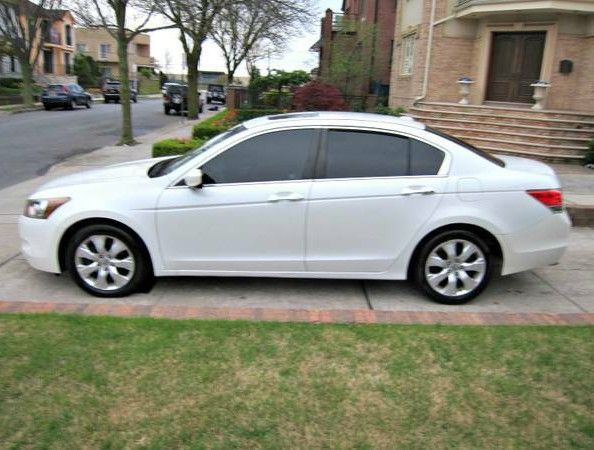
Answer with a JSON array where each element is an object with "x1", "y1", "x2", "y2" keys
[
  {"x1": 410, "y1": 139, "x2": 445, "y2": 175},
  {"x1": 201, "y1": 129, "x2": 318, "y2": 184},
  {"x1": 324, "y1": 130, "x2": 409, "y2": 178}
]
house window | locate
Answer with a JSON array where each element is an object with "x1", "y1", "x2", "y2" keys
[
  {"x1": 77, "y1": 43, "x2": 87, "y2": 53},
  {"x1": 10, "y1": 56, "x2": 17, "y2": 73},
  {"x1": 99, "y1": 43, "x2": 111, "y2": 59},
  {"x1": 64, "y1": 53, "x2": 71, "y2": 74},
  {"x1": 43, "y1": 49, "x2": 53, "y2": 74},
  {"x1": 400, "y1": 34, "x2": 415, "y2": 76},
  {"x1": 65, "y1": 25, "x2": 72, "y2": 46}
]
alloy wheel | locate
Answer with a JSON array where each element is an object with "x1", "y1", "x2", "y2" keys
[
  {"x1": 74, "y1": 234, "x2": 135, "y2": 291},
  {"x1": 424, "y1": 239, "x2": 487, "y2": 297}
]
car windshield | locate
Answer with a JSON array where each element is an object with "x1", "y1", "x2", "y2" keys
[
  {"x1": 148, "y1": 124, "x2": 247, "y2": 178},
  {"x1": 427, "y1": 127, "x2": 505, "y2": 167}
]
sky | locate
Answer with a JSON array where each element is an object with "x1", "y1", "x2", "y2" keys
[{"x1": 149, "y1": 0, "x2": 343, "y2": 77}]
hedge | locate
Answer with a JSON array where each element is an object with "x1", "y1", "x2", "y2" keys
[{"x1": 152, "y1": 138, "x2": 204, "y2": 158}]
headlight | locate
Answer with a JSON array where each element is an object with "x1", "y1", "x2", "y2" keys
[{"x1": 24, "y1": 197, "x2": 70, "y2": 219}]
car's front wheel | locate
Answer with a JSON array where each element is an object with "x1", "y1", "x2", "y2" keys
[
  {"x1": 413, "y1": 230, "x2": 492, "y2": 304},
  {"x1": 66, "y1": 224, "x2": 152, "y2": 297}
]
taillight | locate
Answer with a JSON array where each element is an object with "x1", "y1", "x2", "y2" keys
[{"x1": 527, "y1": 189, "x2": 563, "y2": 212}]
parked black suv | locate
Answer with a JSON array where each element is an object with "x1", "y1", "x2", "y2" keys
[
  {"x1": 207, "y1": 84, "x2": 225, "y2": 104},
  {"x1": 102, "y1": 80, "x2": 138, "y2": 103},
  {"x1": 163, "y1": 83, "x2": 204, "y2": 115}
]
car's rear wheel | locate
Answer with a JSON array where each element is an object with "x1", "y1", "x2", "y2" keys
[
  {"x1": 44, "y1": 104, "x2": 51, "y2": 111},
  {"x1": 104, "y1": 98, "x2": 109, "y2": 104},
  {"x1": 66, "y1": 224, "x2": 151, "y2": 297},
  {"x1": 413, "y1": 230, "x2": 492, "y2": 304},
  {"x1": 86, "y1": 98, "x2": 92, "y2": 108}
]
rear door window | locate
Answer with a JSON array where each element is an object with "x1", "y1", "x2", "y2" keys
[{"x1": 321, "y1": 130, "x2": 445, "y2": 179}]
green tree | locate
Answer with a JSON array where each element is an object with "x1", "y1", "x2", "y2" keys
[
  {"x1": 73, "y1": 54, "x2": 100, "y2": 88},
  {"x1": 322, "y1": 21, "x2": 385, "y2": 100}
]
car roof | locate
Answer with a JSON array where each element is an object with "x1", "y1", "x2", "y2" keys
[{"x1": 242, "y1": 111, "x2": 425, "y2": 131}]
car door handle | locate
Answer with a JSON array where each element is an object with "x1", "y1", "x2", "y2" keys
[
  {"x1": 267, "y1": 192, "x2": 304, "y2": 202},
  {"x1": 401, "y1": 186, "x2": 436, "y2": 196}
]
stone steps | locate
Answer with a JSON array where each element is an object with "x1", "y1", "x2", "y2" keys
[{"x1": 410, "y1": 102, "x2": 594, "y2": 164}]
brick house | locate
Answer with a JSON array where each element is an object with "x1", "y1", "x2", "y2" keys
[
  {"x1": 75, "y1": 27, "x2": 152, "y2": 84},
  {"x1": 389, "y1": 0, "x2": 594, "y2": 163},
  {"x1": 0, "y1": 3, "x2": 77, "y2": 84},
  {"x1": 311, "y1": 0, "x2": 397, "y2": 99}
]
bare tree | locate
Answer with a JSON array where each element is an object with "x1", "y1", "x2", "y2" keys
[
  {"x1": 0, "y1": 0, "x2": 62, "y2": 106},
  {"x1": 152, "y1": 0, "x2": 223, "y2": 119},
  {"x1": 210, "y1": 0, "x2": 314, "y2": 85},
  {"x1": 72, "y1": 0, "x2": 172, "y2": 144}
]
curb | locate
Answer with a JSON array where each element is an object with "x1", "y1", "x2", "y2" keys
[
  {"x1": 566, "y1": 204, "x2": 594, "y2": 227},
  {"x1": 1, "y1": 300, "x2": 593, "y2": 326}
]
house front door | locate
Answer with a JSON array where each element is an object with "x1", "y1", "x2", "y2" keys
[{"x1": 486, "y1": 32, "x2": 545, "y2": 103}]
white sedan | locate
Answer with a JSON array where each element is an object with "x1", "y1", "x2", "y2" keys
[{"x1": 19, "y1": 112, "x2": 571, "y2": 304}]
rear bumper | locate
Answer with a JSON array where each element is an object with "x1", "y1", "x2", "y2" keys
[
  {"x1": 499, "y1": 211, "x2": 571, "y2": 275},
  {"x1": 42, "y1": 97, "x2": 69, "y2": 106},
  {"x1": 104, "y1": 94, "x2": 120, "y2": 99}
]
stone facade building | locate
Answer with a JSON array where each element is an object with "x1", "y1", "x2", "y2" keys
[
  {"x1": 75, "y1": 27, "x2": 152, "y2": 83},
  {"x1": 389, "y1": 0, "x2": 594, "y2": 163},
  {"x1": 0, "y1": 5, "x2": 77, "y2": 85}
]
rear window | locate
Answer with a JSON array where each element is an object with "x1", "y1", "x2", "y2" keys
[
  {"x1": 427, "y1": 127, "x2": 505, "y2": 167},
  {"x1": 47, "y1": 84, "x2": 64, "y2": 90}
]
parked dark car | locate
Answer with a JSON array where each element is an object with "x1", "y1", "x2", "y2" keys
[
  {"x1": 207, "y1": 84, "x2": 225, "y2": 104},
  {"x1": 163, "y1": 83, "x2": 204, "y2": 115},
  {"x1": 102, "y1": 80, "x2": 138, "y2": 103},
  {"x1": 42, "y1": 83, "x2": 92, "y2": 110}
]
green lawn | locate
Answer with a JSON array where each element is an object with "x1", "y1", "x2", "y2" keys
[{"x1": 1, "y1": 314, "x2": 593, "y2": 449}]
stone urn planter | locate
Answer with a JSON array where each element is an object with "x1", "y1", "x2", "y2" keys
[
  {"x1": 457, "y1": 78, "x2": 474, "y2": 105},
  {"x1": 530, "y1": 81, "x2": 550, "y2": 111}
]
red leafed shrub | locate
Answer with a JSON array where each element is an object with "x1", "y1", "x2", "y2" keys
[{"x1": 292, "y1": 80, "x2": 347, "y2": 111}]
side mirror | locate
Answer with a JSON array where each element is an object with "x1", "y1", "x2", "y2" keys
[{"x1": 184, "y1": 168, "x2": 203, "y2": 188}]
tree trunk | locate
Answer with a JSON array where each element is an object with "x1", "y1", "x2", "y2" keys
[
  {"x1": 116, "y1": 33, "x2": 134, "y2": 145},
  {"x1": 227, "y1": 71, "x2": 234, "y2": 85},
  {"x1": 186, "y1": 51, "x2": 200, "y2": 120},
  {"x1": 20, "y1": 59, "x2": 35, "y2": 107}
]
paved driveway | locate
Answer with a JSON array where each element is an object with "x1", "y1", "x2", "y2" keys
[{"x1": 0, "y1": 99, "x2": 186, "y2": 189}]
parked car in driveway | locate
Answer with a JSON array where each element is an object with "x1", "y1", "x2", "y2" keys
[
  {"x1": 42, "y1": 84, "x2": 92, "y2": 110},
  {"x1": 19, "y1": 112, "x2": 571, "y2": 303},
  {"x1": 206, "y1": 84, "x2": 225, "y2": 104},
  {"x1": 163, "y1": 83, "x2": 204, "y2": 115},
  {"x1": 102, "y1": 80, "x2": 137, "y2": 103}
]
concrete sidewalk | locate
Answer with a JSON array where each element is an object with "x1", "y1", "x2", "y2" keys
[
  {"x1": 0, "y1": 115, "x2": 592, "y2": 321},
  {"x1": 553, "y1": 164, "x2": 594, "y2": 226}
]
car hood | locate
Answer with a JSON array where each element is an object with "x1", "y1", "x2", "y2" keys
[{"x1": 37, "y1": 157, "x2": 169, "y2": 191}]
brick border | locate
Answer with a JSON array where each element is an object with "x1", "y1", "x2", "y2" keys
[{"x1": 0, "y1": 300, "x2": 593, "y2": 325}]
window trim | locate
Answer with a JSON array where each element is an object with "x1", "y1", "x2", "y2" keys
[
  {"x1": 400, "y1": 34, "x2": 415, "y2": 76},
  {"x1": 170, "y1": 125, "x2": 451, "y2": 189},
  {"x1": 315, "y1": 127, "x2": 450, "y2": 182}
]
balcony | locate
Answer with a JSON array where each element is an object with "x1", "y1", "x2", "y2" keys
[
  {"x1": 44, "y1": 28, "x2": 62, "y2": 46},
  {"x1": 455, "y1": 0, "x2": 594, "y2": 18}
]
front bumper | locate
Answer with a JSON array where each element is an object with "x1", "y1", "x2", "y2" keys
[
  {"x1": 499, "y1": 211, "x2": 571, "y2": 275},
  {"x1": 18, "y1": 215, "x2": 61, "y2": 273}
]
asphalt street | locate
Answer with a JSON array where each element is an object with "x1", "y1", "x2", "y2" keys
[{"x1": 0, "y1": 98, "x2": 184, "y2": 189}]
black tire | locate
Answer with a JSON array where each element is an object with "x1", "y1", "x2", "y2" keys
[
  {"x1": 133, "y1": 95, "x2": 137, "y2": 103},
  {"x1": 69, "y1": 99, "x2": 76, "y2": 110},
  {"x1": 66, "y1": 224, "x2": 152, "y2": 298},
  {"x1": 86, "y1": 98, "x2": 92, "y2": 109},
  {"x1": 44, "y1": 104, "x2": 51, "y2": 111},
  {"x1": 164, "y1": 105, "x2": 170, "y2": 115},
  {"x1": 412, "y1": 230, "x2": 493, "y2": 305},
  {"x1": 115, "y1": 98, "x2": 120, "y2": 104},
  {"x1": 104, "y1": 98, "x2": 109, "y2": 104}
]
